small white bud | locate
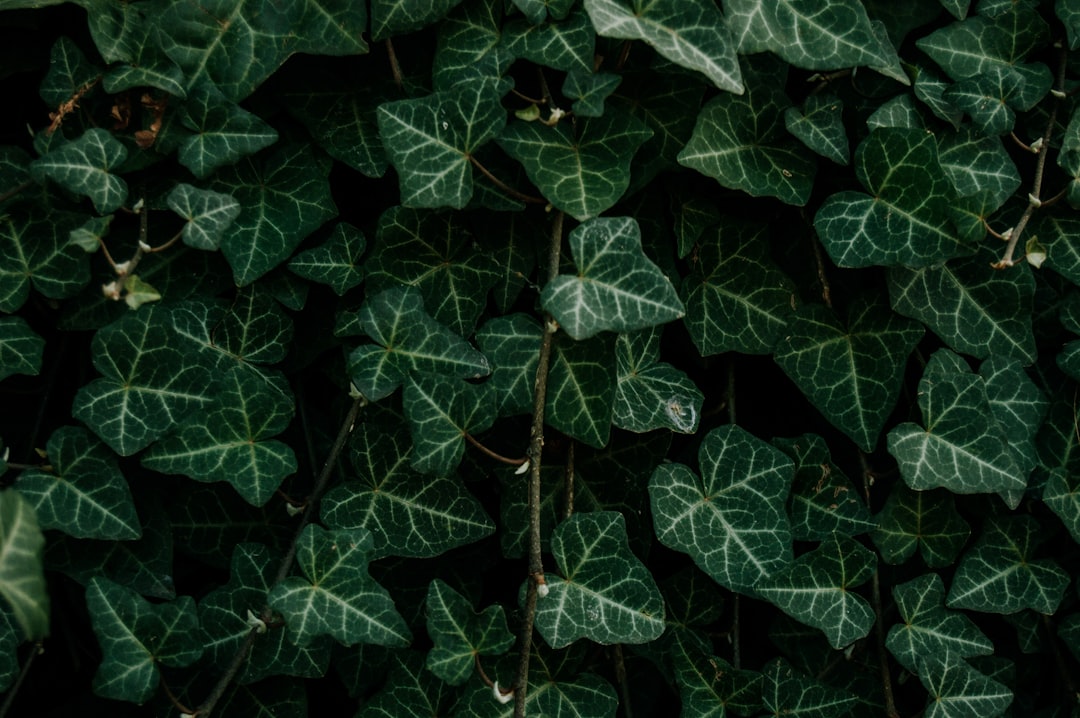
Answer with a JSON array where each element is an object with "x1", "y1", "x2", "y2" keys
[
  {"x1": 537, "y1": 582, "x2": 550, "y2": 598},
  {"x1": 1028, "y1": 193, "x2": 1042, "y2": 208},
  {"x1": 138, "y1": 240, "x2": 152, "y2": 252},
  {"x1": 1030, "y1": 137, "x2": 1044, "y2": 153},
  {"x1": 493, "y1": 682, "x2": 514, "y2": 704},
  {"x1": 246, "y1": 609, "x2": 267, "y2": 634},
  {"x1": 1052, "y1": 88, "x2": 1067, "y2": 99},
  {"x1": 514, "y1": 459, "x2": 530, "y2": 475},
  {"x1": 285, "y1": 502, "x2": 303, "y2": 517}
]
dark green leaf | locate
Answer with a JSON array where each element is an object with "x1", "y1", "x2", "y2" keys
[
  {"x1": 562, "y1": 70, "x2": 621, "y2": 118},
  {"x1": 0, "y1": 490, "x2": 48, "y2": 640},
  {"x1": 937, "y1": 127, "x2": 1020, "y2": 214},
  {"x1": 177, "y1": 83, "x2": 279, "y2": 179},
  {"x1": 425, "y1": 578, "x2": 513, "y2": 685},
  {"x1": 784, "y1": 94, "x2": 849, "y2": 165},
  {"x1": 916, "y1": 3, "x2": 1048, "y2": 83},
  {"x1": 30, "y1": 128, "x2": 128, "y2": 213},
  {"x1": 433, "y1": 0, "x2": 513, "y2": 91},
  {"x1": 403, "y1": 372, "x2": 496, "y2": 475},
  {"x1": 613, "y1": 326, "x2": 702, "y2": 434},
  {"x1": 87, "y1": 0, "x2": 186, "y2": 96},
  {"x1": 370, "y1": 0, "x2": 463, "y2": 41},
  {"x1": 476, "y1": 313, "x2": 542, "y2": 417},
  {"x1": 546, "y1": 332, "x2": 616, "y2": 448},
  {"x1": 38, "y1": 36, "x2": 99, "y2": 107},
  {"x1": 166, "y1": 183, "x2": 241, "y2": 251},
  {"x1": 0, "y1": 316, "x2": 44, "y2": 381},
  {"x1": 287, "y1": 222, "x2": 366, "y2": 295},
  {"x1": 760, "y1": 657, "x2": 858, "y2": 718},
  {"x1": 359, "y1": 650, "x2": 456, "y2": 717},
  {"x1": 872, "y1": 484, "x2": 970, "y2": 567},
  {"x1": 504, "y1": 9, "x2": 595, "y2": 74},
  {"x1": 671, "y1": 634, "x2": 763, "y2": 717},
  {"x1": 916, "y1": 652, "x2": 1013, "y2": 718}
]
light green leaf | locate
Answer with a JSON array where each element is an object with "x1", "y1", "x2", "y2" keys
[
  {"x1": 86, "y1": 577, "x2": 201, "y2": 702},
  {"x1": 563, "y1": 70, "x2": 622, "y2": 118},
  {"x1": 15, "y1": 426, "x2": 139, "y2": 540},
  {"x1": 886, "y1": 573, "x2": 993, "y2": 675},
  {"x1": 682, "y1": 219, "x2": 796, "y2": 355},
  {"x1": 916, "y1": 653, "x2": 1013, "y2": 718},
  {"x1": 678, "y1": 59, "x2": 815, "y2": 206},
  {"x1": 946, "y1": 516, "x2": 1069, "y2": 615},
  {"x1": 287, "y1": 223, "x2": 366, "y2": 295},
  {"x1": 888, "y1": 247, "x2": 1036, "y2": 363},
  {"x1": 583, "y1": 0, "x2": 743, "y2": 93},
  {"x1": 650, "y1": 424, "x2": 794, "y2": 594},
  {"x1": 872, "y1": 484, "x2": 970, "y2": 567},
  {"x1": 541, "y1": 217, "x2": 684, "y2": 340},
  {"x1": 498, "y1": 110, "x2": 652, "y2": 220},
  {"x1": 613, "y1": 326, "x2": 702, "y2": 434},
  {"x1": 30, "y1": 128, "x2": 128, "y2": 214},
  {"x1": 73, "y1": 307, "x2": 215, "y2": 456},
  {"x1": 166, "y1": 183, "x2": 241, "y2": 251},
  {"x1": 177, "y1": 83, "x2": 279, "y2": 179},
  {"x1": 758, "y1": 534, "x2": 876, "y2": 649},
  {"x1": 377, "y1": 78, "x2": 507, "y2": 209},
  {"x1": 268, "y1": 524, "x2": 411, "y2": 647},
  {"x1": 347, "y1": 286, "x2": 490, "y2": 401},
  {"x1": 0, "y1": 316, "x2": 44, "y2": 381},
  {"x1": 370, "y1": 0, "x2": 463, "y2": 40},
  {"x1": 0, "y1": 490, "x2": 48, "y2": 640},
  {"x1": 534, "y1": 511, "x2": 665, "y2": 648},
  {"x1": 815, "y1": 128, "x2": 966, "y2": 267},
  {"x1": 504, "y1": 8, "x2": 595, "y2": 74},
  {"x1": 774, "y1": 297, "x2": 923, "y2": 452},
  {"x1": 321, "y1": 422, "x2": 495, "y2": 558},
  {"x1": 425, "y1": 578, "x2": 513, "y2": 685},
  {"x1": 476, "y1": 313, "x2": 542, "y2": 417},
  {"x1": 761, "y1": 657, "x2": 859, "y2": 717},
  {"x1": 937, "y1": 127, "x2": 1020, "y2": 213},
  {"x1": 546, "y1": 333, "x2": 616, "y2": 448},
  {"x1": 403, "y1": 372, "x2": 496, "y2": 475},
  {"x1": 433, "y1": 0, "x2": 513, "y2": 91},
  {"x1": 360, "y1": 651, "x2": 455, "y2": 718},
  {"x1": 916, "y1": 3, "x2": 1048, "y2": 82},
  {"x1": 784, "y1": 94, "x2": 849, "y2": 165},
  {"x1": 210, "y1": 143, "x2": 337, "y2": 286}
]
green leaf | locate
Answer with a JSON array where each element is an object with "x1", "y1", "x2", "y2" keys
[
  {"x1": 347, "y1": 286, "x2": 490, "y2": 401},
  {"x1": 649, "y1": 425, "x2": 794, "y2": 594},
  {"x1": 1061, "y1": 0, "x2": 1080, "y2": 50},
  {"x1": 210, "y1": 143, "x2": 337, "y2": 286},
  {"x1": 0, "y1": 607, "x2": 18, "y2": 693},
  {"x1": 498, "y1": 110, "x2": 653, "y2": 220},
  {"x1": 541, "y1": 217, "x2": 684, "y2": 340},
  {"x1": 937, "y1": 127, "x2": 1020, "y2": 213},
  {"x1": 287, "y1": 223, "x2": 366, "y2": 295},
  {"x1": 678, "y1": 59, "x2": 815, "y2": 206},
  {"x1": 87, "y1": 0, "x2": 185, "y2": 96},
  {"x1": 403, "y1": 372, "x2": 496, "y2": 475},
  {"x1": 760, "y1": 657, "x2": 859, "y2": 718},
  {"x1": 39, "y1": 35, "x2": 99, "y2": 108},
  {"x1": 86, "y1": 576, "x2": 201, "y2": 702},
  {"x1": 504, "y1": 9, "x2": 595, "y2": 74},
  {"x1": 944, "y1": 65, "x2": 1051, "y2": 136},
  {"x1": 774, "y1": 297, "x2": 923, "y2": 452},
  {"x1": 613, "y1": 326, "x2": 703, "y2": 434},
  {"x1": 872, "y1": 484, "x2": 970, "y2": 567},
  {"x1": 546, "y1": 333, "x2": 616, "y2": 448},
  {"x1": 433, "y1": 0, "x2": 513, "y2": 91},
  {"x1": 916, "y1": 3, "x2": 1048, "y2": 83},
  {"x1": 282, "y1": 80, "x2": 389, "y2": 178},
  {"x1": 370, "y1": 0, "x2": 463, "y2": 40},
  {"x1": 377, "y1": 78, "x2": 507, "y2": 209},
  {"x1": 886, "y1": 573, "x2": 993, "y2": 675},
  {"x1": 321, "y1": 422, "x2": 495, "y2": 558},
  {"x1": 73, "y1": 307, "x2": 215, "y2": 456},
  {"x1": 681, "y1": 219, "x2": 796, "y2": 355},
  {"x1": 784, "y1": 94, "x2": 849, "y2": 165},
  {"x1": 0, "y1": 146, "x2": 31, "y2": 203},
  {"x1": 758, "y1": 533, "x2": 876, "y2": 649},
  {"x1": 177, "y1": 83, "x2": 279, "y2": 179},
  {"x1": 476, "y1": 313, "x2": 542, "y2": 417},
  {"x1": 166, "y1": 183, "x2": 241, "y2": 251},
  {"x1": 583, "y1": 0, "x2": 743, "y2": 93},
  {"x1": 513, "y1": 0, "x2": 576, "y2": 24},
  {"x1": 1040, "y1": 398, "x2": 1080, "y2": 543},
  {"x1": 533, "y1": 511, "x2": 665, "y2": 648},
  {"x1": 562, "y1": 70, "x2": 622, "y2": 118},
  {"x1": 671, "y1": 635, "x2": 763, "y2": 717},
  {"x1": 0, "y1": 490, "x2": 48, "y2": 640},
  {"x1": 453, "y1": 654, "x2": 618, "y2": 717},
  {"x1": 425, "y1": 578, "x2": 514, "y2": 685},
  {"x1": 814, "y1": 128, "x2": 965, "y2": 267},
  {"x1": 888, "y1": 247, "x2": 1036, "y2": 363},
  {"x1": 0, "y1": 316, "x2": 44, "y2": 381},
  {"x1": 360, "y1": 651, "x2": 455, "y2": 718},
  {"x1": 14, "y1": 426, "x2": 139, "y2": 540},
  {"x1": 30, "y1": 128, "x2": 128, "y2": 214},
  {"x1": 946, "y1": 515, "x2": 1069, "y2": 615},
  {"x1": 916, "y1": 652, "x2": 1013, "y2": 718},
  {"x1": 268, "y1": 524, "x2": 411, "y2": 647}
]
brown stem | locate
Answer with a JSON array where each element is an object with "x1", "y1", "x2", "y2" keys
[
  {"x1": 872, "y1": 571, "x2": 901, "y2": 718},
  {"x1": 469, "y1": 155, "x2": 547, "y2": 205},
  {"x1": 1010, "y1": 131, "x2": 1037, "y2": 154},
  {"x1": 0, "y1": 180, "x2": 32, "y2": 205},
  {"x1": 564, "y1": 440, "x2": 575, "y2": 519},
  {"x1": 144, "y1": 228, "x2": 184, "y2": 253},
  {"x1": 511, "y1": 87, "x2": 547, "y2": 105},
  {"x1": 0, "y1": 641, "x2": 42, "y2": 718},
  {"x1": 464, "y1": 430, "x2": 528, "y2": 466},
  {"x1": 475, "y1": 654, "x2": 514, "y2": 695},
  {"x1": 731, "y1": 595, "x2": 741, "y2": 670},
  {"x1": 97, "y1": 236, "x2": 120, "y2": 272},
  {"x1": 385, "y1": 39, "x2": 403, "y2": 90},
  {"x1": 513, "y1": 210, "x2": 564, "y2": 718},
  {"x1": 196, "y1": 395, "x2": 366, "y2": 717},
  {"x1": 615, "y1": 40, "x2": 632, "y2": 71},
  {"x1": 160, "y1": 676, "x2": 196, "y2": 716},
  {"x1": 811, "y1": 234, "x2": 833, "y2": 309}
]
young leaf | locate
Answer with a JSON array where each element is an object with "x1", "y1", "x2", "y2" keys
[
  {"x1": 30, "y1": 128, "x2": 128, "y2": 213},
  {"x1": 540, "y1": 216, "x2": 684, "y2": 340},
  {"x1": 267, "y1": 524, "x2": 411, "y2": 647},
  {"x1": 650, "y1": 424, "x2": 794, "y2": 594},
  {"x1": 613, "y1": 326, "x2": 702, "y2": 434},
  {"x1": 562, "y1": 70, "x2": 621, "y2": 118},
  {"x1": 166, "y1": 183, "x2": 241, "y2": 251},
  {"x1": 287, "y1": 222, "x2": 366, "y2": 295},
  {"x1": 533, "y1": 511, "x2": 666, "y2": 648},
  {"x1": 425, "y1": 578, "x2": 513, "y2": 685},
  {"x1": 0, "y1": 316, "x2": 44, "y2": 381},
  {"x1": 0, "y1": 490, "x2": 48, "y2": 640}
]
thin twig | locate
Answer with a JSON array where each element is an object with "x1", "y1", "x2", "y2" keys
[
  {"x1": 726, "y1": 360, "x2": 736, "y2": 426},
  {"x1": 513, "y1": 210, "x2": 564, "y2": 718},
  {"x1": 731, "y1": 595, "x2": 741, "y2": 670},
  {"x1": 0, "y1": 641, "x2": 42, "y2": 718},
  {"x1": 475, "y1": 654, "x2": 514, "y2": 695},
  {"x1": 385, "y1": 39, "x2": 403, "y2": 90},
  {"x1": 613, "y1": 644, "x2": 633, "y2": 718},
  {"x1": 196, "y1": 395, "x2": 366, "y2": 717},
  {"x1": 615, "y1": 40, "x2": 632, "y2": 71},
  {"x1": 872, "y1": 571, "x2": 901, "y2": 718},
  {"x1": 160, "y1": 676, "x2": 196, "y2": 716},
  {"x1": 810, "y1": 234, "x2": 833, "y2": 309},
  {"x1": 511, "y1": 87, "x2": 546, "y2": 105},
  {"x1": 564, "y1": 440, "x2": 575, "y2": 520},
  {"x1": 0, "y1": 180, "x2": 32, "y2": 205},
  {"x1": 143, "y1": 228, "x2": 184, "y2": 253},
  {"x1": 464, "y1": 431, "x2": 528, "y2": 466},
  {"x1": 468, "y1": 155, "x2": 547, "y2": 205}
]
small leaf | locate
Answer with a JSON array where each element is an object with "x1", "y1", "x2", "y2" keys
[
  {"x1": 872, "y1": 484, "x2": 970, "y2": 567},
  {"x1": 541, "y1": 216, "x2": 684, "y2": 340},
  {"x1": 403, "y1": 372, "x2": 496, "y2": 475},
  {"x1": 784, "y1": 94, "x2": 849, "y2": 165},
  {"x1": 268, "y1": 524, "x2": 411, "y2": 647},
  {"x1": 916, "y1": 652, "x2": 1013, "y2": 718},
  {"x1": 937, "y1": 127, "x2": 1021, "y2": 214},
  {"x1": 370, "y1": 0, "x2": 463, "y2": 40},
  {"x1": 562, "y1": 70, "x2": 621, "y2": 118},
  {"x1": 761, "y1": 657, "x2": 859, "y2": 717},
  {"x1": 0, "y1": 490, "x2": 48, "y2": 640},
  {"x1": 425, "y1": 579, "x2": 514, "y2": 685},
  {"x1": 288, "y1": 223, "x2": 366, "y2": 295},
  {"x1": 39, "y1": 36, "x2": 100, "y2": 107},
  {"x1": 166, "y1": 183, "x2": 241, "y2": 252},
  {"x1": 0, "y1": 316, "x2": 45, "y2": 381},
  {"x1": 504, "y1": 9, "x2": 595, "y2": 73},
  {"x1": 88, "y1": 0, "x2": 185, "y2": 96},
  {"x1": 546, "y1": 332, "x2": 616, "y2": 448},
  {"x1": 533, "y1": 511, "x2": 666, "y2": 648},
  {"x1": 613, "y1": 326, "x2": 702, "y2": 434},
  {"x1": 30, "y1": 128, "x2": 128, "y2": 214},
  {"x1": 178, "y1": 82, "x2": 279, "y2": 179}
]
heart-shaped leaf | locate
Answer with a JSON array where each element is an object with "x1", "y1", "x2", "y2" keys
[
  {"x1": 562, "y1": 70, "x2": 621, "y2": 118},
  {"x1": 504, "y1": 9, "x2": 595, "y2": 73},
  {"x1": 916, "y1": 3, "x2": 1048, "y2": 82},
  {"x1": 433, "y1": 0, "x2": 513, "y2": 91},
  {"x1": 613, "y1": 326, "x2": 702, "y2": 434},
  {"x1": 872, "y1": 483, "x2": 970, "y2": 568},
  {"x1": 287, "y1": 222, "x2": 366, "y2": 295},
  {"x1": 915, "y1": 652, "x2": 1013, "y2": 718},
  {"x1": 403, "y1": 372, "x2": 496, "y2": 475},
  {"x1": 546, "y1": 332, "x2": 616, "y2": 448},
  {"x1": 0, "y1": 316, "x2": 44, "y2": 381},
  {"x1": 425, "y1": 578, "x2": 514, "y2": 685},
  {"x1": 30, "y1": 128, "x2": 128, "y2": 214},
  {"x1": 166, "y1": 183, "x2": 241, "y2": 251},
  {"x1": 0, "y1": 490, "x2": 48, "y2": 641},
  {"x1": 760, "y1": 657, "x2": 859, "y2": 717},
  {"x1": 784, "y1": 94, "x2": 849, "y2": 165},
  {"x1": 177, "y1": 83, "x2": 279, "y2": 179}
]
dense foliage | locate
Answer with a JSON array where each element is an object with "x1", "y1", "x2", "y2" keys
[{"x1": 2, "y1": 0, "x2": 1080, "y2": 716}]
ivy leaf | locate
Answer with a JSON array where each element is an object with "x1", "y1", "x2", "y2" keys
[
  {"x1": 347, "y1": 286, "x2": 490, "y2": 402},
  {"x1": 287, "y1": 223, "x2": 366, "y2": 295},
  {"x1": 166, "y1": 183, "x2": 241, "y2": 251},
  {"x1": 210, "y1": 143, "x2": 337, "y2": 286},
  {"x1": 425, "y1": 578, "x2": 514, "y2": 685},
  {"x1": 321, "y1": 422, "x2": 495, "y2": 559},
  {"x1": 872, "y1": 484, "x2": 970, "y2": 568},
  {"x1": 613, "y1": 326, "x2": 702, "y2": 434},
  {"x1": 512, "y1": 0, "x2": 576, "y2": 24},
  {"x1": 14, "y1": 426, "x2": 139, "y2": 540},
  {"x1": 505, "y1": 8, "x2": 594, "y2": 74},
  {"x1": 678, "y1": 59, "x2": 815, "y2": 206},
  {"x1": 0, "y1": 316, "x2": 44, "y2": 381},
  {"x1": 0, "y1": 490, "x2": 48, "y2": 640},
  {"x1": 497, "y1": 110, "x2": 653, "y2": 221},
  {"x1": 1040, "y1": 399, "x2": 1080, "y2": 543},
  {"x1": 1036, "y1": 214, "x2": 1080, "y2": 288},
  {"x1": 562, "y1": 70, "x2": 622, "y2": 118},
  {"x1": 141, "y1": 366, "x2": 297, "y2": 507},
  {"x1": 282, "y1": 79, "x2": 389, "y2": 179},
  {"x1": 546, "y1": 333, "x2": 616, "y2": 448},
  {"x1": 30, "y1": 128, "x2": 128, "y2": 213},
  {"x1": 199, "y1": 543, "x2": 332, "y2": 683},
  {"x1": 453, "y1": 653, "x2": 618, "y2": 717},
  {"x1": 886, "y1": 574, "x2": 993, "y2": 675},
  {"x1": 39, "y1": 36, "x2": 99, "y2": 107},
  {"x1": 682, "y1": 219, "x2": 796, "y2": 355},
  {"x1": 937, "y1": 128, "x2": 1020, "y2": 214},
  {"x1": 177, "y1": 82, "x2": 279, "y2": 179},
  {"x1": 671, "y1": 635, "x2": 763, "y2": 717},
  {"x1": 888, "y1": 247, "x2": 1036, "y2": 363},
  {"x1": 540, "y1": 217, "x2": 684, "y2": 340},
  {"x1": 944, "y1": 65, "x2": 1051, "y2": 136},
  {"x1": 476, "y1": 313, "x2": 542, "y2": 417},
  {"x1": 946, "y1": 516, "x2": 1069, "y2": 615},
  {"x1": 815, "y1": 128, "x2": 965, "y2": 267},
  {"x1": 916, "y1": 3, "x2": 1048, "y2": 84},
  {"x1": 650, "y1": 425, "x2": 794, "y2": 594},
  {"x1": 758, "y1": 534, "x2": 876, "y2": 649},
  {"x1": 774, "y1": 297, "x2": 923, "y2": 452},
  {"x1": 87, "y1": 0, "x2": 184, "y2": 96},
  {"x1": 433, "y1": 0, "x2": 513, "y2": 91},
  {"x1": 403, "y1": 372, "x2": 496, "y2": 475},
  {"x1": 370, "y1": 0, "x2": 462, "y2": 40},
  {"x1": 533, "y1": 511, "x2": 665, "y2": 648},
  {"x1": 360, "y1": 650, "x2": 456, "y2": 718},
  {"x1": 73, "y1": 307, "x2": 215, "y2": 456},
  {"x1": 760, "y1": 657, "x2": 859, "y2": 718},
  {"x1": 86, "y1": 577, "x2": 201, "y2": 703},
  {"x1": 582, "y1": 0, "x2": 743, "y2": 93},
  {"x1": 377, "y1": 78, "x2": 507, "y2": 209},
  {"x1": 915, "y1": 653, "x2": 1013, "y2": 718},
  {"x1": 267, "y1": 524, "x2": 411, "y2": 647},
  {"x1": 784, "y1": 94, "x2": 849, "y2": 165}
]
